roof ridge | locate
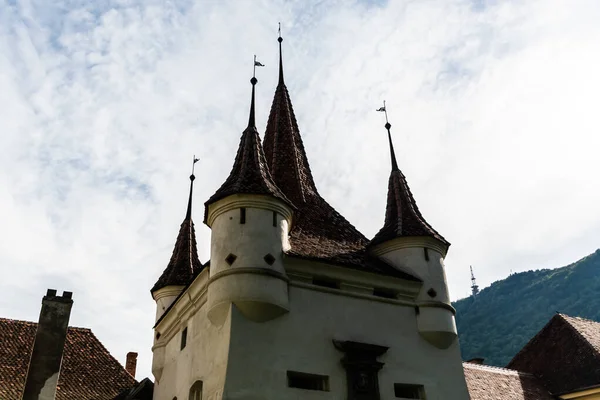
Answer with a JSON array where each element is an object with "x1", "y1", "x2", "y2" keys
[
  {"x1": 463, "y1": 362, "x2": 535, "y2": 377},
  {"x1": 557, "y1": 313, "x2": 600, "y2": 358},
  {"x1": 0, "y1": 317, "x2": 92, "y2": 331},
  {"x1": 558, "y1": 313, "x2": 600, "y2": 324}
]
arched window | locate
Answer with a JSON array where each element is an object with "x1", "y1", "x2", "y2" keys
[{"x1": 189, "y1": 380, "x2": 203, "y2": 400}]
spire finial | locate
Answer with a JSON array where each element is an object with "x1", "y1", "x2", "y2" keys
[
  {"x1": 186, "y1": 156, "x2": 199, "y2": 220},
  {"x1": 249, "y1": 55, "x2": 263, "y2": 128},
  {"x1": 377, "y1": 100, "x2": 398, "y2": 171},
  {"x1": 278, "y1": 22, "x2": 284, "y2": 84}
]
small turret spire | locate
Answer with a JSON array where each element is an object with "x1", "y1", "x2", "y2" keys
[
  {"x1": 186, "y1": 156, "x2": 199, "y2": 220},
  {"x1": 151, "y1": 163, "x2": 203, "y2": 294},
  {"x1": 205, "y1": 58, "x2": 292, "y2": 218},
  {"x1": 378, "y1": 101, "x2": 399, "y2": 172},
  {"x1": 370, "y1": 101, "x2": 449, "y2": 248}
]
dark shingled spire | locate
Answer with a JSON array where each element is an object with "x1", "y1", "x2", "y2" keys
[
  {"x1": 264, "y1": 31, "x2": 319, "y2": 205},
  {"x1": 263, "y1": 28, "x2": 382, "y2": 273},
  {"x1": 371, "y1": 121, "x2": 449, "y2": 247},
  {"x1": 151, "y1": 174, "x2": 202, "y2": 293},
  {"x1": 205, "y1": 75, "x2": 292, "y2": 216}
]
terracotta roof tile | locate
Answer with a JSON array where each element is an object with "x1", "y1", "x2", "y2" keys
[
  {"x1": 507, "y1": 314, "x2": 600, "y2": 395},
  {"x1": 370, "y1": 129, "x2": 448, "y2": 247},
  {"x1": 464, "y1": 362, "x2": 553, "y2": 400},
  {"x1": 0, "y1": 318, "x2": 135, "y2": 400}
]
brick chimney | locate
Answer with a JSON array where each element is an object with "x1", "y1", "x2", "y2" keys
[
  {"x1": 22, "y1": 289, "x2": 74, "y2": 400},
  {"x1": 125, "y1": 352, "x2": 138, "y2": 378}
]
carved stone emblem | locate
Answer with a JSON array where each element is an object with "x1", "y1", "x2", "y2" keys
[{"x1": 333, "y1": 340, "x2": 389, "y2": 400}]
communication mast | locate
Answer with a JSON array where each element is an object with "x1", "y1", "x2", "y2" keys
[{"x1": 470, "y1": 266, "x2": 480, "y2": 297}]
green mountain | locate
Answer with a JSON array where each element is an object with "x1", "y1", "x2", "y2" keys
[{"x1": 453, "y1": 248, "x2": 600, "y2": 367}]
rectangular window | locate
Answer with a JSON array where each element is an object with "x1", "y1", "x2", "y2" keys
[
  {"x1": 287, "y1": 371, "x2": 329, "y2": 391},
  {"x1": 272, "y1": 211, "x2": 277, "y2": 227},
  {"x1": 240, "y1": 208, "x2": 246, "y2": 224},
  {"x1": 394, "y1": 383, "x2": 426, "y2": 399},
  {"x1": 373, "y1": 288, "x2": 397, "y2": 299},
  {"x1": 181, "y1": 327, "x2": 188, "y2": 350},
  {"x1": 312, "y1": 277, "x2": 340, "y2": 289}
]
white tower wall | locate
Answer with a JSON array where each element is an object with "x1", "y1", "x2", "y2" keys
[
  {"x1": 205, "y1": 194, "x2": 293, "y2": 325},
  {"x1": 372, "y1": 237, "x2": 458, "y2": 349}
]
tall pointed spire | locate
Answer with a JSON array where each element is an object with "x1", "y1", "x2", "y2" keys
[
  {"x1": 205, "y1": 61, "x2": 292, "y2": 217},
  {"x1": 151, "y1": 166, "x2": 202, "y2": 293},
  {"x1": 371, "y1": 105, "x2": 449, "y2": 248},
  {"x1": 264, "y1": 26, "x2": 319, "y2": 205}
]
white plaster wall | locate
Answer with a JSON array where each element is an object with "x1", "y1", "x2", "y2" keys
[
  {"x1": 153, "y1": 303, "x2": 231, "y2": 400},
  {"x1": 221, "y1": 286, "x2": 470, "y2": 400},
  {"x1": 210, "y1": 206, "x2": 288, "y2": 276},
  {"x1": 207, "y1": 205, "x2": 290, "y2": 324},
  {"x1": 380, "y1": 247, "x2": 450, "y2": 303}
]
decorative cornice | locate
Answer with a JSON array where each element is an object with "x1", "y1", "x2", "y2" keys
[
  {"x1": 370, "y1": 236, "x2": 448, "y2": 258},
  {"x1": 208, "y1": 267, "x2": 290, "y2": 284},
  {"x1": 285, "y1": 257, "x2": 421, "y2": 300},
  {"x1": 154, "y1": 269, "x2": 209, "y2": 341},
  {"x1": 206, "y1": 193, "x2": 293, "y2": 227},
  {"x1": 152, "y1": 286, "x2": 185, "y2": 301},
  {"x1": 417, "y1": 300, "x2": 456, "y2": 315}
]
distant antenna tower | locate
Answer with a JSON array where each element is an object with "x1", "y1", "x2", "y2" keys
[{"x1": 470, "y1": 266, "x2": 480, "y2": 297}]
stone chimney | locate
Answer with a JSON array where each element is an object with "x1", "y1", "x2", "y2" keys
[
  {"x1": 22, "y1": 289, "x2": 74, "y2": 400},
  {"x1": 125, "y1": 352, "x2": 138, "y2": 378}
]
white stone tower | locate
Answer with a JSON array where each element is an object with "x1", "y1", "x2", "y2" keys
[
  {"x1": 367, "y1": 115, "x2": 457, "y2": 350},
  {"x1": 150, "y1": 29, "x2": 470, "y2": 400},
  {"x1": 203, "y1": 74, "x2": 295, "y2": 326}
]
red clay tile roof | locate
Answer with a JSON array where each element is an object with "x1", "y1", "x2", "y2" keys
[
  {"x1": 205, "y1": 80, "x2": 292, "y2": 216},
  {"x1": 152, "y1": 176, "x2": 203, "y2": 293},
  {"x1": 0, "y1": 318, "x2": 135, "y2": 400},
  {"x1": 263, "y1": 40, "x2": 418, "y2": 281},
  {"x1": 507, "y1": 314, "x2": 600, "y2": 395},
  {"x1": 464, "y1": 362, "x2": 553, "y2": 400},
  {"x1": 370, "y1": 128, "x2": 448, "y2": 247}
]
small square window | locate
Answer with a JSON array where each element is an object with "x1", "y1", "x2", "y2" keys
[
  {"x1": 394, "y1": 383, "x2": 426, "y2": 399},
  {"x1": 287, "y1": 371, "x2": 329, "y2": 391},
  {"x1": 312, "y1": 278, "x2": 340, "y2": 289},
  {"x1": 373, "y1": 288, "x2": 397, "y2": 299},
  {"x1": 181, "y1": 327, "x2": 188, "y2": 350}
]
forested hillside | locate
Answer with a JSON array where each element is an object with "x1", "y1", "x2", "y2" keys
[{"x1": 453, "y1": 249, "x2": 600, "y2": 367}]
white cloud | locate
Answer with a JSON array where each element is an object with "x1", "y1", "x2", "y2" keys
[{"x1": 1, "y1": 0, "x2": 599, "y2": 380}]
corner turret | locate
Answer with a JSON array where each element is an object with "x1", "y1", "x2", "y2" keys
[
  {"x1": 204, "y1": 69, "x2": 294, "y2": 326},
  {"x1": 151, "y1": 169, "x2": 202, "y2": 323},
  {"x1": 369, "y1": 107, "x2": 456, "y2": 349}
]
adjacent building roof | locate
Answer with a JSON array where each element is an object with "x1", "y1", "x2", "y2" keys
[
  {"x1": 205, "y1": 77, "x2": 292, "y2": 215},
  {"x1": 152, "y1": 175, "x2": 203, "y2": 293},
  {"x1": 370, "y1": 125, "x2": 449, "y2": 247},
  {"x1": 262, "y1": 36, "x2": 418, "y2": 281},
  {"x1": 507, "y1": 313, "x2": 600, "y2": 395},
  {"x1": 0, "y1": 318, "x2": 135, "y2": 400},
  {"x1": 463, "y1": 362, "x2": 553, "y2": 400}
]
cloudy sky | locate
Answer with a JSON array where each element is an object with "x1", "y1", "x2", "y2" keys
[{"x1": 2, "y1": 0, "x2": 600, "y2": 381}]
